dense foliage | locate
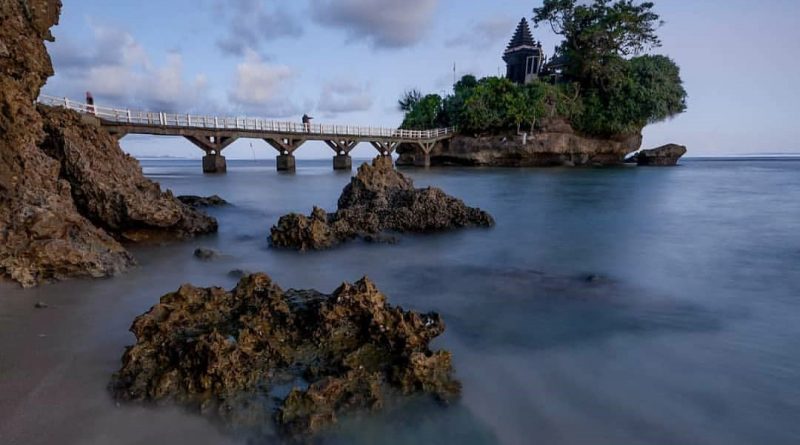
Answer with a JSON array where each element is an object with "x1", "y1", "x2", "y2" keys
[
  {"x1": 401, "y1": 0, "x2": 686, "y2": 137},
  {"x1": 533, "y1": 0, "x2": 663, "y2": 88},
  {"x1": 400, "y1": 76, "x2": 580, "y2": 135},
  {"x1": 571, "y1": 54, "x2": 687, "y2": 135}
]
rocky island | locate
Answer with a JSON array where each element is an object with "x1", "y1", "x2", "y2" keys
[
  {"x1": 111, "y1": 273, "x2": 460, "y2": 438},
  {"x1": 0, "y1": 0, "x2": 216, "y2": 288},
  {"x1": 395, "y1": 16, "x2": 688, "y2": 168},
  {"x1": 270, "y1": 156, "x2": 494, "y2": 250},
  {"x1": 398, "y1": 117, "x2": 643, "y2": 167}
]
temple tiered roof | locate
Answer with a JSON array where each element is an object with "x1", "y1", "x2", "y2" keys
[{"x1": 505, "y1": 18, "x2": 536, "y2": 53}]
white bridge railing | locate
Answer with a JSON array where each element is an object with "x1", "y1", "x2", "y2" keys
[{"x1": 39, "y1": 95, "x2": 455, "y2": 140}]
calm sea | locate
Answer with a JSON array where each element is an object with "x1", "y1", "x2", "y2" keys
[{"x1": 1, "y1": 158, "x2": 799, "y2": 444}]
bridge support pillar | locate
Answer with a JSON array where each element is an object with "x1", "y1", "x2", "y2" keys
[
  {"x1": 277, "y1": 154, "x2": 296, "y2": 172},
  {"x1": 203, "y1": 153, "x2": 227, "y2": 173},
  {"x1": 185, "y1": 135, "x2": 236, "y2": 174},
  {"x1": 333, "y1": 154, "x2": 352, "y2": 170},
  {"x1": 324, "y1": 140, "x2": 358, "y2": 171},
  {"x1": 415, "y1": 141, "x2": 437, "y2": 168},
  {"x1": 413, "y1": 152, "x2": 431, "y2": 168},
  {"x1": 265, "y1": 138, "x2": 305, "y2": 172}
]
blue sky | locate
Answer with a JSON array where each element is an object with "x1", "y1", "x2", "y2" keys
[{"x1": 42, "y1": 0, "x2": 800, "y2": 159}]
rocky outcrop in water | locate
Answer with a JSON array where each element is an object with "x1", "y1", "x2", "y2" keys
[
  {"x1": 111, "y1": 273, "x2": 459, "y2": 438},
  {"x1": 270, "y1": 156, "x2": 494, "y2": 250},
  {"x1": 0, "y1": 1, "x2": 216, "y2": 287},
  {"x1": 38, "y1": 106, "x2": 218, "y2": 242},
  {"x1": 396, "y1": 118, "x2": 642, "y2": 167},
  {"x1": 627, "y1": 144, "x2": 687, "y2": 166},
  {"x1": 178, "y1": 194, "x2": 228, "y2": 208}
]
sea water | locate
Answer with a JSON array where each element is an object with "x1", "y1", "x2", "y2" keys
[{"x1": 1, "y1": 158, "x2": 799, "y2": 444}]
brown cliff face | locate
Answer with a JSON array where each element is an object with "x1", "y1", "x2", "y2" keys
[
  {"x1": 0, "y1": 0, "x2": 133, "y2": 287},
  {"x1": 111, "y1": 273, "x2": 460, "y2": 438},
  {"x1": 0, "y1": 0, "x2": 216, "y2": 287},
  {"x1": 397, "y1": 118, "x2": 642, "y2": 167},
  {"x1": 38, "y1": 106, "x2": 218, "y2": 241}
]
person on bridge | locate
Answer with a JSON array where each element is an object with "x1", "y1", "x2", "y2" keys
[
  {"x1": 85, "y1": 91, "x2": 95, "y2": 115},
  {"x1": 302, "y1": 113, "x2": 313, "y2": 132}
]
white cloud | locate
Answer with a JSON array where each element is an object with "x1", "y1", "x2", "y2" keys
[
  {"x1": 45, "y1": 23, "x2": 210, "y2": 112},
  {"x1": 228, "y1": 50, "x2": 300, "y2": 117},
  {"x1": 446, "y1": 17, "x2": 517, "y2": 50},
  {"x1": 49, "y1": 22, "x2": 148, "y2": 71},
  {"x1": 311, "y1": 0, "x2": 439, "y2": 48},
  {"x1": 215, "y1": 0, "x2": 303, "y2": 56},
  {"x1": 317, "y1": 79, "x2": 373, "y2": 115}
]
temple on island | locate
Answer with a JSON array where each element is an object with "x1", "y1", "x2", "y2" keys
[{"x1": 503, "y1": 18, "x2": 565, "y2": 84}]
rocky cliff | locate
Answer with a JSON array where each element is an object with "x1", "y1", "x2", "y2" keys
[
  {"x1": 397, "y1": 118, "x2": 642, "y2": 167},
  {"x1": 38, "y1": 106, "x2": 217, "y2": 241},
  {"x1": 0, "y1": 0, "x2": 215, "y2": 287}
]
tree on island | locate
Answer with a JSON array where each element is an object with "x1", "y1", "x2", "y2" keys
[
  {"x1": 533, "y1": 0, "x2": 687, "y2": 135},
  {"x1": 400, "y1": 0, "x2": 686, "y2": 137},
  {"x1": 533, "y1": 0, "x2": 663, "y2": 88}
]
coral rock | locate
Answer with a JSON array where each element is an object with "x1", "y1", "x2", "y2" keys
[
  {"x1": 270, "y1": 157, "x2": 494, "y2": 250},
  {"x1": 111, "y1": 273, "x2": 460, "y2": 438}
]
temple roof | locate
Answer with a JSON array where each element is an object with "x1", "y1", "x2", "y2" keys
[{"x1": 505, "y1": 18, "x2": 536, "y2": 53}]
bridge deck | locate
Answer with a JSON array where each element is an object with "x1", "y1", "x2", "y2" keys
[
  {"x1": 38, "y1": 95, "x2": 453, "y2": 172},
  {"x1": 39, "y1": 95, "x2": 454, "y2": 143}
]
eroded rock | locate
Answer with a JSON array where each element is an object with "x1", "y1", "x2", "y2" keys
[
  {"x1": 38, "y1": 106, "x2": 218, "y2": 241},
  {"x1": 178, "y1": 195, "x2": 228, "y2": 208},
  {"x1": 0, "y1": 0, "x2": 216, "y2": 287},
  {"x1": 110, "y1": 273, "x2": 460, "y2": 438},
  {"x1": 396, "y1": 118, "x2": 643, "y2": 167},
  {"x1": 270, "y1": 157, "x2": 494, "y2": 250},
  {"x1": 0, "y1": 0, "x2": 134, "y2": 287},
  {"x1": 627, "y1": 144, "x2": 688, "y2": 166}
]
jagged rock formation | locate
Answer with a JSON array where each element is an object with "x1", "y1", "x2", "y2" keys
[
  {"x1": 0, "y1": 0, "x2": 132, "y2": 287},
  {"x1": 0, "y1": 1, "x2": 216, "y2": 287},
  {"x1": 627, "y1": 143, "x2": 687, "y2": 166},
  {"x1": 38, "y1": 106, "x2": 218, "y2": 241},
  {"x1": 270, "y1": 156, "x2": 494, "y2": 250},
  {"x1": 397, "y1": 118, "x2": 642, "y2": 167},
  {"x1": 111, "y1": 273, "x2": 459, "y2": 438}
]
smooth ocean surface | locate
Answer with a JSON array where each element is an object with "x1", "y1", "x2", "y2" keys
[{"x1": 1, "y1": 158, "x2": 799, "y2": 444}]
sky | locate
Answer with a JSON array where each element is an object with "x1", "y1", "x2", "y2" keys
[{"x1": 42, "y1": 0, "x2": 800, "y2": 159}]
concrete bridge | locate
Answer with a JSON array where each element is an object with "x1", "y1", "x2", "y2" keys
[{"x1": 39, "y1": 95, "x2": 454, "y2": 173}]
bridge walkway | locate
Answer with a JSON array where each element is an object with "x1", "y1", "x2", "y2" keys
[{"x1": 39, "y1": 95, "x2": 454, "y2": 172}]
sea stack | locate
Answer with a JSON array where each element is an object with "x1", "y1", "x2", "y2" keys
[
  {"x1": 270, "y1": 156, "x2": 495, "y2": 250},
  {"x1": 111, "y1": 273, "x2": 460, "y2": 438}
]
